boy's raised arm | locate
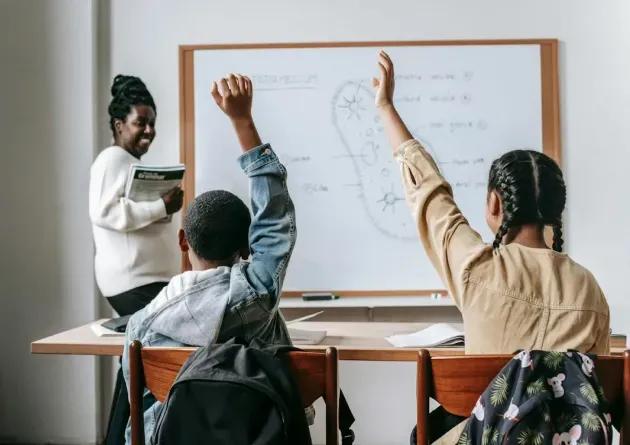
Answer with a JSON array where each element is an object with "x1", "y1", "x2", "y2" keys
[{"x1": 211, "y1": 74, "x2": 296, "y2": 305}]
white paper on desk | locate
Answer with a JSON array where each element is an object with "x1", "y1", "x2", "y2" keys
[
  {"x1": 385, "y1": 323, "x2": 464, "y2": 348},
  {"x1": 288, "y1": 328, "x2": 327, "y2": 345},
  {"x1": 91, "y1": 322, "x2": 125, "y2": 337}
]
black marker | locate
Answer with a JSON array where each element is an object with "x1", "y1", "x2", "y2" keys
[{"x1": 302, "y1": 292, "x2": 339, "y2": 301}]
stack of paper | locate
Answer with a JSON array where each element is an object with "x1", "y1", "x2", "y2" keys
[
  {"x1": 385, "y1": 323, "x2": 464, "y2": 348},
  {"x1": 288, "y1": 328, "x2": 327, "y2": 345},
  {"x1": 287, "y1": 311, "x2": 327, "y2": 345},
  {"x1": 610, "y1": 333, "x2": 627, "y2": 350}
]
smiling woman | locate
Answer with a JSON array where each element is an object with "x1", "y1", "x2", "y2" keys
[
  {"x1": 113, "y1": 103, "x2": 156, "y2": 157},
  {"x1": 90, "y1": 75, "x2": 182, "y2": 309},
  {"x1": 88, "y1": 75, "x2": 184, "y2": 444}
]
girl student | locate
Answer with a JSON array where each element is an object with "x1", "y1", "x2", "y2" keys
[{"x1": 372, "y1": 51, "x2": 610, "y2": 356}]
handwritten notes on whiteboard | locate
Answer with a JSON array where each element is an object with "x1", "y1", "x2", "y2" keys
[{"x1": 193, "y1": 44, "x2": 542, "y2": 291}]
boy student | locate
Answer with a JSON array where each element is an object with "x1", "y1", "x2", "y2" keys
[
  {"x1": 122, "y1": 73, "x2": 296, "y2": 443},
  {"x1": 372, "y1": 51, "x2": 610, "y2": 443}
]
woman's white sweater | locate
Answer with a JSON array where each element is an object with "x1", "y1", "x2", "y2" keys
[{"x1": 89, "y1": 146, "x2": 179, "y2": 296}]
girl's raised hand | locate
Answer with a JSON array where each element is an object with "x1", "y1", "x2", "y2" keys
[{"x1": 372, "y1": 50, "x2": 395, "y2": 109}]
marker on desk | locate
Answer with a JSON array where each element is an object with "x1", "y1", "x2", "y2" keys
[{"x1": 302, "y1": 292, "x2": 339, "y2": 301}]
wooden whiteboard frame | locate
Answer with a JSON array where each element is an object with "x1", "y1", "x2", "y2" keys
[{"x1": 179, "y1": 39, "x2": 561, "y2": 298}]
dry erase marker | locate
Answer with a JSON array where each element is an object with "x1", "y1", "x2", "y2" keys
[{"x1": 302, "y1": 292, "x2": 339, "y2": 301}]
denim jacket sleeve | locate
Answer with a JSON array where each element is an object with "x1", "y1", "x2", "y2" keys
[{"x1": 231, "y1": 144, "x2": 296, "y2": 312}]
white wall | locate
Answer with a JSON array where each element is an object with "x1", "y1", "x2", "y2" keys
[
  {"x1": 0, "y1": 0, "x2": 100, "y2": 443},
  {"x1": 2, "y1": 1, "x2": 628, "y2": 443},
  {"x1": 106, "y1": 1, "x2": 630, "y2": 443}
]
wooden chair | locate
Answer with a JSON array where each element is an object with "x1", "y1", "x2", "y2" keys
[
  {"x1": 416, "y1": 350, "x2": 630, "y2": 445},
  {"x1": 129, "y1": 341, "x2": 339, "y2": 445}
]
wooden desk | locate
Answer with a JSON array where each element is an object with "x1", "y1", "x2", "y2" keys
[
  {"x1": 31, "y1": 321, "x2": 626, "y2": 361},
  {"x1": 32, "y1": 320, "x2": 466, "y2": 361}
]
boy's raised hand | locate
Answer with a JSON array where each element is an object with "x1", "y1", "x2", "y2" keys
[
  {"x1": 211, "y1": 73, "x2": 262, "y2": 152},
  {"x1": 372, "y1": 50, "x2": 395, "y2": 109},
  {"x1": 211, "y1": 73, "x2": 253, "y2": 121}
]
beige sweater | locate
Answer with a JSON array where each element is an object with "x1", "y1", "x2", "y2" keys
[{"x1": 396, "y1": 139, "x2": 610, "y2": 355}]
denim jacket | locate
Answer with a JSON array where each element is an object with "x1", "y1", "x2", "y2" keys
[{"x1": 122, "y1": 144, "x2": 296, "y2": 444}]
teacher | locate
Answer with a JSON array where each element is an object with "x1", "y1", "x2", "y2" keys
[
  {"x1": 89, "y1": 75, "x2": 183, "y2": 315},
  {"x1": 89, "y1": 75, "x2": 183, "y2": 444}
]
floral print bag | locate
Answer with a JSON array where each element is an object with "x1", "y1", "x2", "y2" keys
[{"x1": 458, "y1": 351, "x2": 613, "y2": 445}]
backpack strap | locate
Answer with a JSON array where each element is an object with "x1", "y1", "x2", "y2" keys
[
  {"x1": 251, "y1": 339, "x2": 356, "y2": 443},
  {"x1": 339, "y1": 390, "x2": 355, "y2": 445}
]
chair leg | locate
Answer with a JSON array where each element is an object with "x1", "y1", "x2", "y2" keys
[
  {"x1": 129, "y1": 340, "x2": 145, "y2": 445},
  {"x1": 417, "y1": 350, "x2": 431, "y2": 445},
  {"x1": 622, "y1": 350, "x2": 630, "y2": 445},
  {"x1": 325, "y1": 347, "x2": 339, "y2": 445}
]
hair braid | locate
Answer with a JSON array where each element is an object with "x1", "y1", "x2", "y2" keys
[
  {"x1": 534, "y1": 155, "x2": 566, "y2": 251},
  {"x1": 493, "y1": 221, "x2": 510, "y2": 249},
  {"x1": 490, "y1": 166, "x2": 521, "y2": 249},
  {"x1": 552, "y1": 220, "x2": 564, "y2": 252}
]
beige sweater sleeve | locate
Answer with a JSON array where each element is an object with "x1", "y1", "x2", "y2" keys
[
  {"x1": 396, "y1": 139, "x2": 486, "y2": 306},
  {"x1": 595, "y1": 329, "x2": 611, "y2": 355},
  {"x1": 593, "y1": 299, "x2": 611, "y2": 355}
]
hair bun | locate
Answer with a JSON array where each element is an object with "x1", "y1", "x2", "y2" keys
[{"x1": 110, "y1": 74, "x2": 147, "y2": 98}]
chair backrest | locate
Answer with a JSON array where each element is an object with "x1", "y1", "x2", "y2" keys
[
  {"x1": 129, "y1": 340, "x2": 339, "y2": 445},
  {"x1": 416, "y1": 350, "x2": 630, "y2": 445}
]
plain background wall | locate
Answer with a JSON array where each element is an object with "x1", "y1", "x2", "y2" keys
[
  {"x1": 1, "y1": 0, "x2": 628, "y2": 443},
  {"x1": 0, "y1": 0, "x2": 100, "y2": 443}
]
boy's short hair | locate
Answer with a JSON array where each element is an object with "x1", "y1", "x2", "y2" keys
[{"x1": 183, "y1": 190, "x2": 251, "y2": 260}]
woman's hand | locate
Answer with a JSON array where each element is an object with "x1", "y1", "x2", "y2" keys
[
  {"x1": 372, "y1": 50, "x2": 395, "y2": 110},
  {"x1": 162, "y1": 186, "x2": 184, "y2": 215}
]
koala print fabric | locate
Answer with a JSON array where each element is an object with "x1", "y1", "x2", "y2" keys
[{"x1": 458, "y1": 351, "x2": 612, "y2": 445}]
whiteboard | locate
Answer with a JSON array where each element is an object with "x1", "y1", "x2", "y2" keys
[{"x1": 182, "y1": 41, "x2": 559, "y2": 294}]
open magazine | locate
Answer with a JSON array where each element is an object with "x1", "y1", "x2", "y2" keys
[{"x1": 125, "y1": 164, "x2": 185, "y2": 222}]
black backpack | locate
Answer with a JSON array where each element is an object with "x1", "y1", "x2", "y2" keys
[
  {"x1": 459, "y1": 350, "x2": 613, "y2": 445},
  {"x1": 151, "y1": 338, "x2": 354, "y2": 445}
]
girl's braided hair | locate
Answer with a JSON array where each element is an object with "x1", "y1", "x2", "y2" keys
[{"x1": 488, "y1": 150, "x2": 566, "y2": 252}]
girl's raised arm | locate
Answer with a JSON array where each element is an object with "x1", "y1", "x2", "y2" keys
[{"x1": 373, "y1": 51, "x2": 487, "y2": 305}]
